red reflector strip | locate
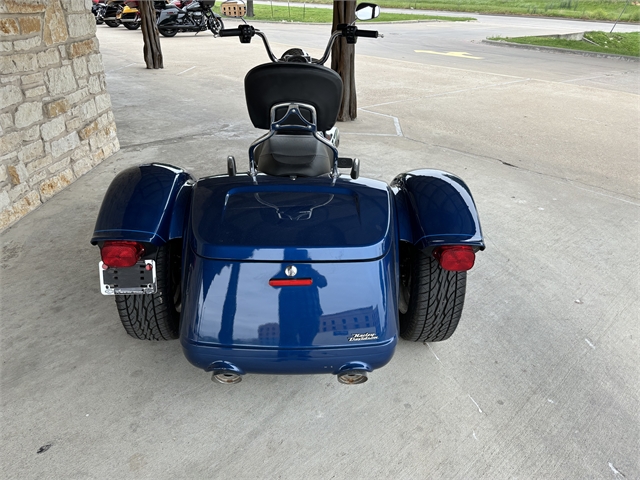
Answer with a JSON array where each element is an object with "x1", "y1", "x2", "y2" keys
[{"x1": 269, "y1": 278, "x2": 313, "y2": 287}]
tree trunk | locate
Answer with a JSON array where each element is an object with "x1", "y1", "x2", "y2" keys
[
  {"x1": 139, "y1": 1, "x2": 163, "y2": 69},
  {"x1": 246, "y1": 0, "x2": 254, "y2": 17},
  {"x1": 331, "y1": 1, "x2": 356, "y2": 121}
]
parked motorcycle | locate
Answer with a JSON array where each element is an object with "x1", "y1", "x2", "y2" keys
[
  {"x1": 92, "y1": 0, "x2": 107, "y2": 25},
  {"x1": 157, "y1": 0, "x2": 224, "y2": 37},
  {"x1": 116, "y1": 0, "x2": 141, "y2": 30},
  {"x1": 100, "y1": 0, "x2": 125, "y2": 27},
  {"x1": 92, "y1": 2, "x2": 484, "y2": 384}
]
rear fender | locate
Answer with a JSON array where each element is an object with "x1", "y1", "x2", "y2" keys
[
  {"x1": 91, "y1": 163, "x2": 194, "y2": 246},
  {"x1": 391, "y1": 169, "x2": 484, "y2": 251}
]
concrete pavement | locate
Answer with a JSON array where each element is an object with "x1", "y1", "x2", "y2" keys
[{"x1": 1, "y1": 19, "x2": 638, "y2": 479}]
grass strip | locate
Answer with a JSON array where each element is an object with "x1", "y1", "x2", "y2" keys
[
  {"x1": 281, "y1": 0, "x2": 640, "y2": 22},
  {"x1": 488, "y1": 31, "x2": 640, "y2": 56},
  {"x1": 216, "y1": 4, "x2": 474, "y2": 22}
]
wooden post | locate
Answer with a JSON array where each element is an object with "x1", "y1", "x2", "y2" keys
[
  {"x1": 139, "y1": 0, "x2": 163, "y2": 69},
  {"x1": 331, "y1": 1, "x2": 356, "y2": 121}
]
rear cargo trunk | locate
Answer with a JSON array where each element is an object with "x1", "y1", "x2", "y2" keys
[{"x1": 180, "y1": 175, "x2": 399, "y2": 374}]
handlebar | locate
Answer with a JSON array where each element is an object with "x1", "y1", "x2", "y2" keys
[
  {"x1": 219, "y1": 25, "x2": 278, "y2": 62},
  {"x1": 356, "y1": 29, "x2": 380, "y2": 38},
  {"x1": 218, "y1": 23, "x2": 381, "y2": 65},
  {"x1": 219, "y1": 28, "x2": 242, "y2": 37}
]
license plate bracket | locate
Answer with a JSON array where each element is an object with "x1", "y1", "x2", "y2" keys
[{"x1": 99, "y1": 260, "x2": 157, "y2": 295}]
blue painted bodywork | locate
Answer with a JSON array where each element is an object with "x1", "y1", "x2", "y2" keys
[
  {"x1": 180, "y1": 174, "x2": 399, "y2": 374},
  {"x1": 180, "y1": 254, "x2": 398, "y2": 374},
  {"x1": 391, "y1": 169, "x2": 485, "y2": 251},
  {"x1": 91, "y1": 163, "x2": 194, "y2": 245},
  {"x1": 189, "y1": 174, "x2": 391, "y2": 261},
  {"x1": 93, "y1": 165, "x2": 483, "y2": 377}
]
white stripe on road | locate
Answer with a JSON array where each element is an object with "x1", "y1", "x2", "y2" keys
[{"x1": 177, "y1": 66, "x2": 197, "y2": 75}]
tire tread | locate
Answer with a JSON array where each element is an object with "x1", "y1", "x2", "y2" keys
[
  {"x1": 114, "y1": 245, "x2": 179, "y2": 341},
  {"x1": 400, "y1": 246, "x2": 467, "y2": 342}
]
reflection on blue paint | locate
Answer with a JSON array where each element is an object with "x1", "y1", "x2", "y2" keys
[
  {"x1": 92, "y1": 164, "x2": 193, "y2": 245},
  {"x1": 190, "y1": 174, "x2": 392, "y2": 261},
  {"x1": 391, "y1": 169, "x2": 484, "y2": 249}
]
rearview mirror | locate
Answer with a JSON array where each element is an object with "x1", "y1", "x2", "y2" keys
[
  {"x1": 355, "y1": 3, "x2": 380, "y2": 21},
  {"x1": 220, "y1": 0, "x2": 246, "y2": 18}
]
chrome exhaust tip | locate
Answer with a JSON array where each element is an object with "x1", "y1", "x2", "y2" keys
[
  {"x1": 207, "y1": 361, "x2": 244, "y2": 384},
  {"x1": 337, "y1": 370, "x2": 368, "y2": 385},
  {"x1": 212, "y1": 371, "x2": 242, "y2": 384}
]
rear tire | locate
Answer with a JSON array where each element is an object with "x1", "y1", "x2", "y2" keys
[
  {"x1": 159, "y1": 28, "x2": 178, "y2": 37},
  {"x1": 123, "y1": 21, "x2": 140, "y2": 30},
  {"x1": 105, "y1": 20, "x2": 120, "y2": 27},
  {"x1": 115, "y1": 243, "x2": 181, "y2": 341},
  {"x1": 399, "y1": 243, "x2": 467, "y2": 342}
]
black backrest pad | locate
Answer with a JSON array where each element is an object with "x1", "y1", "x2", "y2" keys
[{"x1": 245, "y1": 63, "x2": 343, "y2": 131}]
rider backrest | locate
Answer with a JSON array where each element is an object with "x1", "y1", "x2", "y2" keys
[{"x1": 244, "y1": 63, "x2": 343, "y2": 132}]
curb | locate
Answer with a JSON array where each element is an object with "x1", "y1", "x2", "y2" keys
[
  {"x1": 482, "y1": 39, "x2": 639, "y2": 61},
  {"x1": 248, "y1": 19, "x2": 462, "y2": 25}
]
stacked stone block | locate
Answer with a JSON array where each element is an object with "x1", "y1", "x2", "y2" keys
[{"x1": 0, "y1": 0, "x2": 119, "y2": 229}]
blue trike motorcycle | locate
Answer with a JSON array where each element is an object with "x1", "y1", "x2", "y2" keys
[{"x1": 92, "y1": 3, "x2": 484, "y2": 384}]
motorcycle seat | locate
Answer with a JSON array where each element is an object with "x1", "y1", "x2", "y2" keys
[{"x1": 254, "y1": 133, "x2": 333, "y2": 177}]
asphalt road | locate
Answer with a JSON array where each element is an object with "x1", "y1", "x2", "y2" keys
[
  {"x1": 1, "y1": 14, "x2": 638, "y2": 480},
  {"x1": 252, "y1": 14, "x2": 640, "y2": 87}
]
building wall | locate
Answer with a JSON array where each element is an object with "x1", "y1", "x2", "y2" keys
[{"x1": 0, "y1": 0, "x2": 119, "y2": 229}]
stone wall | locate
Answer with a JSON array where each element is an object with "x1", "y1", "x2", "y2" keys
[{"x1": 0, "y1": 0, "x2": 119, "y2": 229}]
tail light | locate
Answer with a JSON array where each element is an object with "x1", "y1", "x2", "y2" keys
[
  {"x1": 269, "y1": 278, "x2": 313, "y2": 287},
  {"x1": 101, "y1": 241, "x2": 144, "y2": 268},
  {"x1": 434, "y1": 246, "x2": 475, "y2": 271}
]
